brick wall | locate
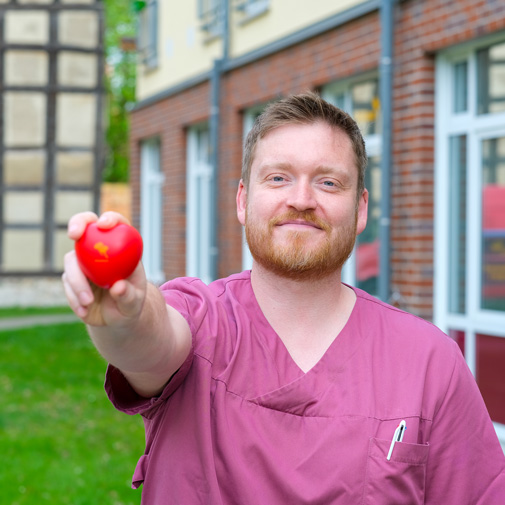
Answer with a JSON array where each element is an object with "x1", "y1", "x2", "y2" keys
[
  {"x1": 129, "y1": 0, "x2": 505, "y2": 318},
  {"x1": 130, "y1": 82, "x2": 210, "y2": 279}
]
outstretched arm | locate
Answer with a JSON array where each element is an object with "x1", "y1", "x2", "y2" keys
[{"x1": 62, "y1": 211, "x2": 191, "y2": 398}]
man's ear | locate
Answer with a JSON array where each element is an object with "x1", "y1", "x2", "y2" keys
[
  {"x1": 356, "y1": 189, "x2": 369, "y2": 236},
  {"x1": 236, "y1": 179, "x2": 247, "y2": 226}
]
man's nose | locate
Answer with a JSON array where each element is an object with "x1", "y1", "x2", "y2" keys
[{"x1": 286, "y1": 181, "x2": 317, "y2": 211}]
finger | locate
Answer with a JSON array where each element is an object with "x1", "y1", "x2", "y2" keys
[
  {"x1": 126, "y1": 260, "x2": 146, "y2": 286},
  {"x1": 67, "y1": 211, "x2": 98, "y2": 240},
  {"x1": 63, "y1": 250, "x2": 95, "y2": 308},
  {"x1": 109, "y1": 279, "x2": 144, "y2": 319},
  {"x1": 62, "y1": 271, "x2": 89, "y2": 319},
  {"x1": 96, "y1": 211, "x2": 131, "y2": 229}
]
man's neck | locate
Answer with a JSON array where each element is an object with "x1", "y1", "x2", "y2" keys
[
  {"x1": 251, "y1": 263, "x2": 347, "y2": 310},
  {"x1": 250, "y1": 263, "x2": 356, "y2": 372}
]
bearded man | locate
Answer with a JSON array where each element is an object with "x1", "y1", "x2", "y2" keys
[{"x1": 63, "y1": 93, "x2": 505, "y2": 504}]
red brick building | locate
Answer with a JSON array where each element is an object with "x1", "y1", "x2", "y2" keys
[{"x1": 130, "y1": 0, "x2": 505, "y2": 437}]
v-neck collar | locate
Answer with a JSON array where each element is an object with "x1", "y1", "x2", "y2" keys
[{"x1": 241, "y1": 271, "x2": 366, "y2": 380}]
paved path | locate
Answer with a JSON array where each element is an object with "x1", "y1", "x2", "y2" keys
[{"x1": 0, "y1": 313, "x2": 80, "y2": 331}]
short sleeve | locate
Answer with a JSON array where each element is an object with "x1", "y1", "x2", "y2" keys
[
  {"x1": 425, "y1": 342, "x2": 505, "y2": 503},
  {"x1": 160, "y1": 277, "x2": 213, "y2": 338},
  {"x1": 105, "y1": 345, "x2": 194, "y2": 419}
]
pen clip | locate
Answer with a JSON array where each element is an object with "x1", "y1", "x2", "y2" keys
[{"x1": 386, "y1": 420, "x2": 406, "y2": 461}]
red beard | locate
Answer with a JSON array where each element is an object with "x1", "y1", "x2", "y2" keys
[{"x1": 245, "y1": 208, "x2": 357, "y2": 281}]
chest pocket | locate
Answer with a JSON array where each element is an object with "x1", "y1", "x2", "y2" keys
[{"x1": 361, "y1": 437, "x2": 430, "y2": 505}]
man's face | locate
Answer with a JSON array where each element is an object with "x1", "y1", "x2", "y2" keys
[{"x1": 236, "y1": 121, "x2": 368, "y2": 281}]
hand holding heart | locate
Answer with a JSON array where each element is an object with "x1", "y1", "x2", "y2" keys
[
  {"x1": 63, "y1": 211, "x2": 147, "y2": 327},
  {"x1": 75, "y1": 222, "x2": 143, "y2": 289}
]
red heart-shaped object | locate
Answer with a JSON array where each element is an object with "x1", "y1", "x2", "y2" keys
[{"x1": 75, "y1": 223, "x2": 143, "y2": 288}]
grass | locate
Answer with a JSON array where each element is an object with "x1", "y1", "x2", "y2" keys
[
  {"x1": 1, "y1": 321, "x2": 145, "y2": 505},
  {"x1": 0, "y1": 306, "x2": 73, "y2": 318}
]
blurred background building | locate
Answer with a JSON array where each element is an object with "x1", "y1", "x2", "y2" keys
[
  {"x1": 0, "y1": 0, "x2": 503, "y2": 445},
  {"x1": 0, "y1": 0, "x2": 105, "y2": 302},
  {"x1": 129, "y1": 0, "x2": 505, "y2": 440}
]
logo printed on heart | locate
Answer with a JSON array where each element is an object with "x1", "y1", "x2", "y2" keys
[{"x1": 94, "y1": 241, "x2": 109, "y2": 260}]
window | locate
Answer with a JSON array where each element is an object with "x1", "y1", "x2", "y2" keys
[
  {"x1": 187, "y1": 126, "x2": 213, "y2": 283},
  {"x1": 137, "y1": 0, "x2": 158, "y2": 68},
  {"x1": 477, "y1": 42, "x2": 505, "y2": 115},
  {"x1": 322, "y1": 77, "x2": 382, "y2": 297},
  {"x1": 436, "y1": 39, "x2": 505, "y2": 440},
  {"x1": 234, "y1": 0, "x2": 269, "y2": 22},
  {"x1": 140, "y1": 138, "x2": 164, "y2": 284},
  {"x1": 198, "y1": 0, "x2": 223, "y2": 38}
]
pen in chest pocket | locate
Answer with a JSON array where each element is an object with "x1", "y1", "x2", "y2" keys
[{"x1": 387, "y1": 419, "x2": 407, "y2": 461}]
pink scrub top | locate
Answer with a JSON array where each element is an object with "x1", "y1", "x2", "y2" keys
[{"x1": 105, "y1": 271, "x2": 505, "y2": 504}]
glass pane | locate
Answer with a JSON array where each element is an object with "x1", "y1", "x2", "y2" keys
[
  {"x1": 453, "y1": 61, "x2": 468, "y2": 113},
  {"x1": 481, "y1": 137, "x2": 505, "y2": 312},
  {"x1": 351, "y1": 79, "x2": 380, "y2": 136},
  {"x1": 476, "y1": 333, "x2": 505, "y2": 425},
  {"x1": 448, "y1": 135, "x2": 467, "y2": 314},
  {"x1": 448, "y1": 329, "x2": 465, "y2": 356},
  {"x1": 356, "y1": 155, "x2": 380, "y2": 296},
  {"x1": 477, "y1": 42, "x2": 505, "y2": 115}
]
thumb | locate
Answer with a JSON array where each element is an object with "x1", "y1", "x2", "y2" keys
[{"x1": 109, "y1": 279, "x2": 146, "y2": 319}]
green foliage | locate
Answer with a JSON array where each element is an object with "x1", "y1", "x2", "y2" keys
[
  {"x1": 132, "y1": 0, "x2": 147, "y2": 12},
  {"x1": 103, "y1": 0, "x2": 138, "y2": 182},
  {"x1": 0, "y1": 322, "x2": 144, "y2": 504}
]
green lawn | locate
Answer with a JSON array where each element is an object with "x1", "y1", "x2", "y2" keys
[
  {"x1": 0, "y1": 306, "x2": 73, "y2": 318},
  {"x1": 1, "y1": 321, "x2": 145, "y2": 504}
]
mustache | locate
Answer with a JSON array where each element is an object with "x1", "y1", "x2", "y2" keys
[{"x1": 269, "y1": 210, "x2": 331, "y2": 232}]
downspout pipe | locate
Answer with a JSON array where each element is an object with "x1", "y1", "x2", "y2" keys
[
  {"x1": 209, "y1": 0, "x2": 229, "y2": 280},
  {"x1": 378, "y1": 0, "x2": 394, "y2": 302}
]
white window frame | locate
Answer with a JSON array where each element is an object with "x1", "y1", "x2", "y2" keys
[
  {"x1": 140, "y1": 138, "x2": 165, "y2": 284},
  {"x1": 435, "y1": 36, "x2": 505, "y2": 441},
  {"x1": 187, "y1": 125, "x2": 213, "y2": 284}
]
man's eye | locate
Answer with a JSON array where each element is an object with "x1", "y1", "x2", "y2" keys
[
  {"x1": 323, "y1": 181, "x2": 335, "y2": 187},
  {"x1": 272, "y1": 176, "x2": 284, "y2": 182}
]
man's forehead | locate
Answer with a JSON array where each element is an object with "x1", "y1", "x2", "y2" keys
[
  {"x1": 252, "y1": 123, "x2": 355, "y2": 167},
  {"x1": 256, "y1": 121, "x2": 352, "y2": 149}
]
